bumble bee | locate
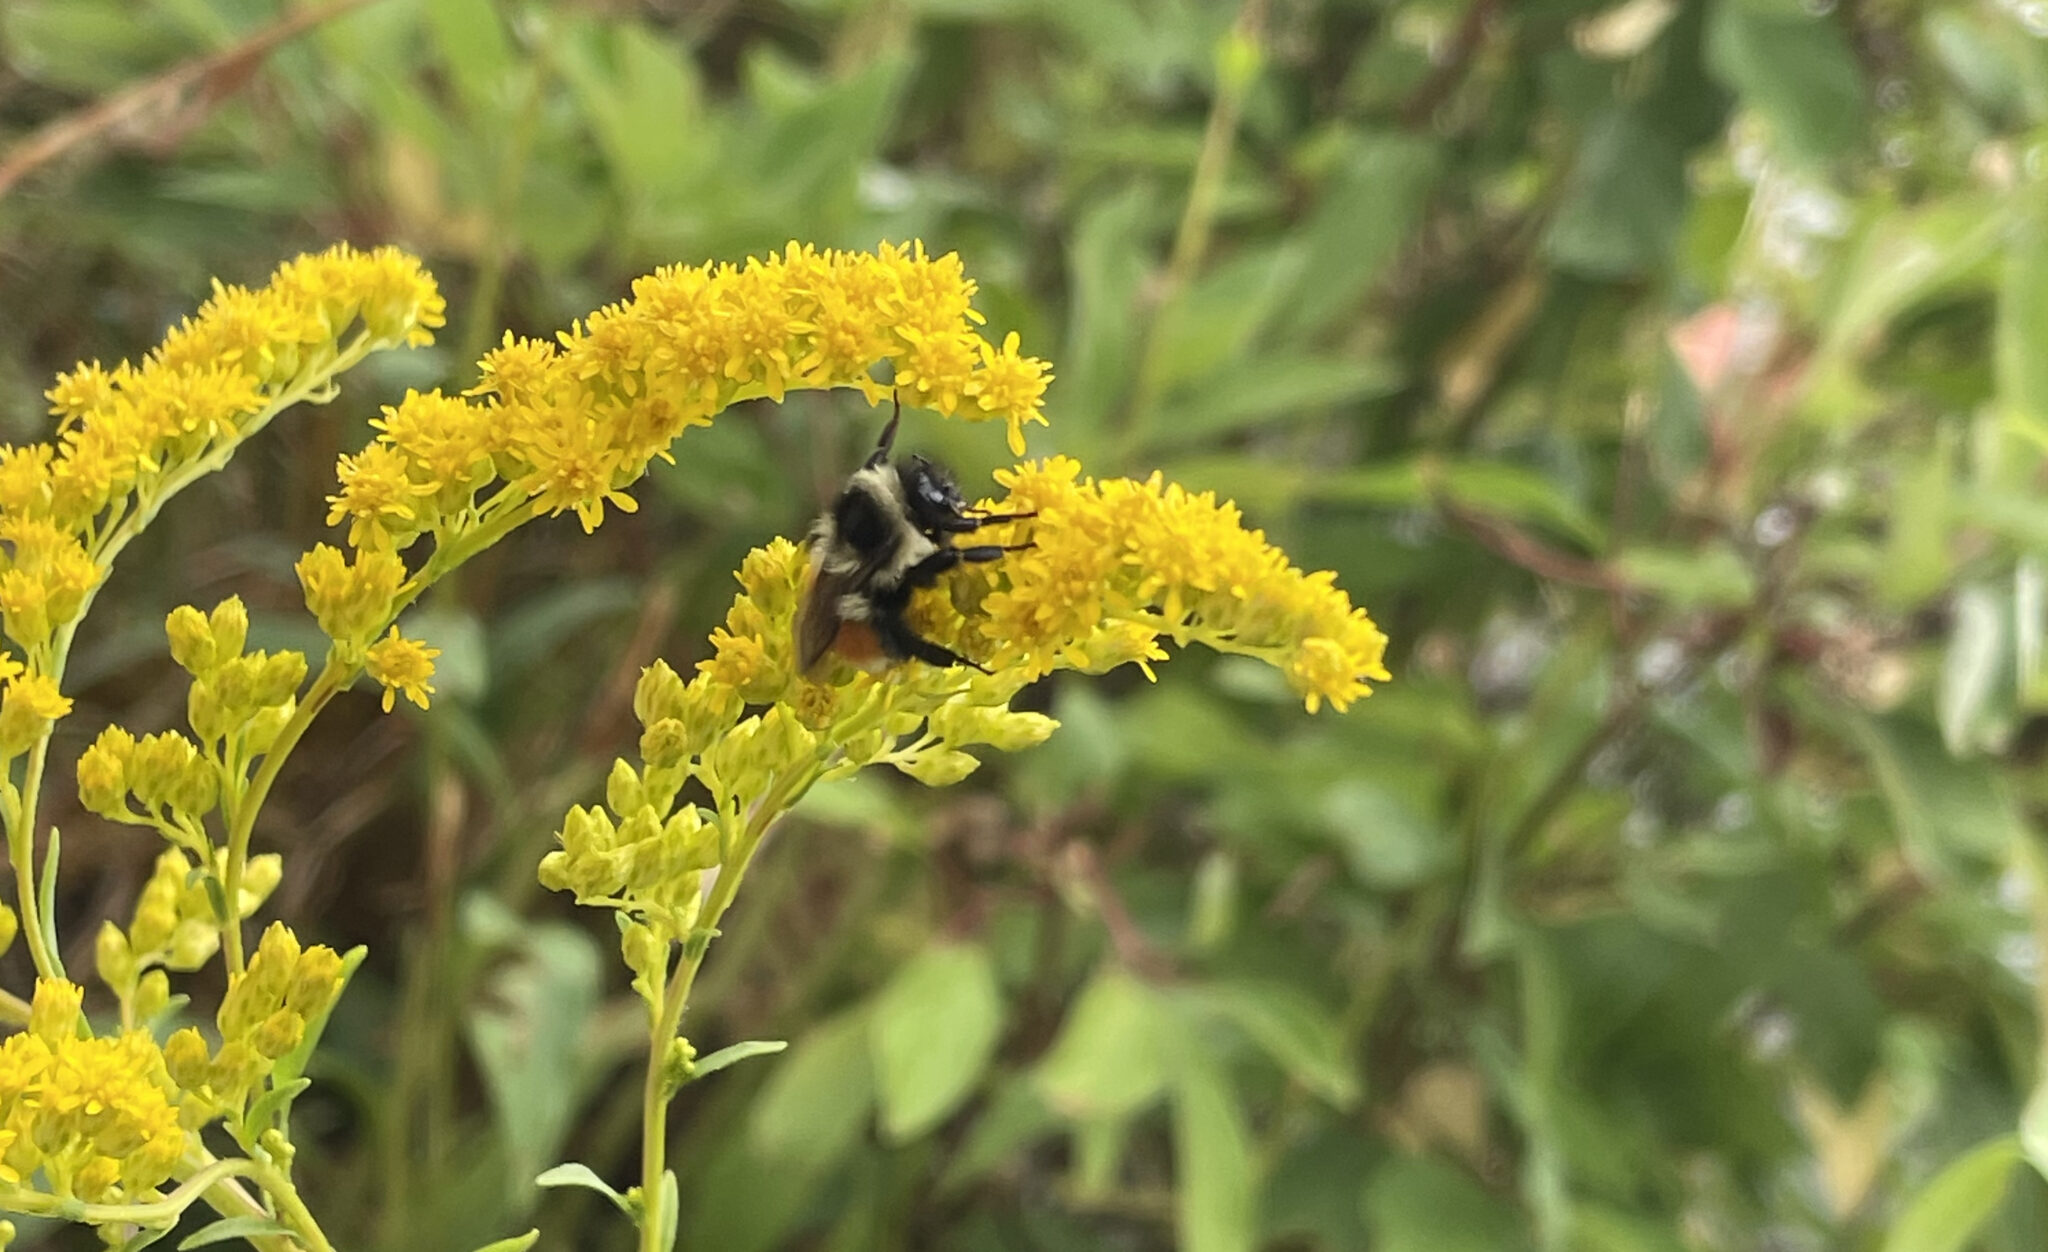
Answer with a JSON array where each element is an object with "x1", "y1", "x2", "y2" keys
[{"x1": 796, "y1": 399, "x2": 1034, "y2": 676}]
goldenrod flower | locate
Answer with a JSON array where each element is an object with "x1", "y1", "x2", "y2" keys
[
  {"x1": 296, "y1": 544, "x2": 407, "y2": 646},
  {"x1": 0, "y1": 981, "x2": 187, "y2": 1202},
  {"x1": 0, "y1": 672, "x2": 71, "y2": 757},
  {"x1": 366, "y1": 627, "x2": 440, "y2": 711}
]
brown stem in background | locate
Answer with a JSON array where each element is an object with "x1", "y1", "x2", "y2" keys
[
  {"x1": 0, "y1": 0, "x2": 381, "y2": 198},
  {"x1": 1399, "y1": 0, "x2": 1505, "y2": 129}
]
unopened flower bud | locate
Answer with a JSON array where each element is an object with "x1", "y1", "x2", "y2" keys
[
  {"x1": 0, "y1": 903, "x2": 17, "y2": 959},
  {"x1": 94, "y1": 921, "x2": 135, "y2": 994},
  {"x1": 606, "y1": 759, "x2": 645, "y2": 817},
  {"x1": 163, "y1": 1027, "x2": 213, "y2": 1090},
  {"x1": 633, "y1": 660, "x2": 687, "y2": 726},
  {"x1": 165, "y1": 605, "x2": 215, "y2": 674},
  {"x1": 253, "y1": 1008, "x2": 306, "y2": 1059},
  {"x1": 208, "y1": 596, "x2": 249, "y2": 661},
  {"x1": 285, "y1": 945, "x2": 346, "y2": 1019}
]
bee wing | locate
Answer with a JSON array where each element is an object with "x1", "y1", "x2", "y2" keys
[{"x1": 796, "y1": 561, "x2": 859, "y2": 674}]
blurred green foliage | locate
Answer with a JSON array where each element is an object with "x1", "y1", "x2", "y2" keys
[{"x1": 8, "y1": 0, "x2": 2048, "y2": 1248}]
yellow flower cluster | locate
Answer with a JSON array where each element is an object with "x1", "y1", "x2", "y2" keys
[
  {"x1": 321, "y1": 241, "x2": 1051, "y2": 552},
  {"x1": 163, "y1": 923, "x2": 344, "y2": 1118},
  {"x1": 968, "y1": 457, "x2": 1389, "y2": 711},
  {"x1": 0, "y1": 981, "x2": 185, "y2": 1202}
]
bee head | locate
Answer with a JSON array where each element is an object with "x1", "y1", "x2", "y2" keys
[{"x1": 898, "y1": 456, "x2": 971, "y2": 531}]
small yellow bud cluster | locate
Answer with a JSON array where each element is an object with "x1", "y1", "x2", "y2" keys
[
  {"x1": 164, "y1": 923, "x2": 343, "y2": 1117},
  {"x1": 0, "y1": 980, "x2": 186, "y2": 1201},
  {"x1": 77, "y1": 598, "x2": 306, "y2": 838},
  {"x1": 94, "y1": 849, "x2": 282, "y2": 1011}
]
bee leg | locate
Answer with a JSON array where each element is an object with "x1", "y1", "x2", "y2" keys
[
  {"x1": 865, "y1": 393, "x2": 903, "y2": 469},
  {"x1": 873, "y1": 611, "x2": 991, "y2": 673},
  {"x1": 896, "y1": 543, "x2": 1032, "y2": 591},
  {"x1": 935, "y1": 510, "x2": 1038, "y2": 534}
]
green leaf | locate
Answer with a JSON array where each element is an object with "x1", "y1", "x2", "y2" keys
[
  {"x1": 1938, "y1": 584, "x2": 2008, "y2": 754},
  {"x1": 469, "y1": 1233, "x2": 540, "y2": 1252},
  {"x1": 1880, "y1": 1135, "x2": 2022, "y2": 1252},
  {"x1": 691, "y1": 1039, "x2": 788, "y2": 1082},
  {"x1": 1318, "y1": 779, "x2": 1451, "y2": 891},
  {"x1": 535, "y1": 1162, "x2": 632, "y2": 1217},
  {"x1": 1615, "y1": 544, "x2": 1755, "y2": 608},
  {"x1": 425, "y1": 0, "x2": 516, "y2": 121},
  {"x1": 463, "y1": 897, "x2": 610, "y2": 1202},
  {"x1": 1820, "y1": 197, "x2": 2007, "y2": 372},
  {"x1": 870, "y1": 941, "x2": 1005, "y2": 1141},
  {"x1": 2000, "y1": 201, "x2": 2048, "y2": 443},
  {"x1": 1438, "y1": 461, "x2": 1605, "y2": 550},
  {"x1": 1148, "y1": 355, "x2": 1403, "y2": 452},
  {"x1": 1362, "y1": 1154, "x2": 1530, "y2": 1252},
  {"x1": 1705, "y1": 0, "x2": 1866, "y2": 165},
  {"x1": 1034, "y1": 968, "x2": 1171, "y2": 1120},
  {"x1": 1279, "y1": 131, "x2": 1441, "y2": 336},
  {"x1": 1545, "y1": 108, "x2": 1688, "y2": 278},
  {"x1": 1186, "y1": 980, "x2": 1359, "y2": 1108},
  {"x1": 749, "y1": 1008, "x2": 875, "y2": 1168},
  {"x1": 1172, "y1": 1050, "x2": 1257, "y2": 1252},
  {"x1": 657, "y1": 1168, "x2": 679, "y2": 1252},
  {"x1": 1060, "y1": 187, "x2": 1158, "y2": 434},
  {"x1": 178, "y1": 1217, "x2": 299, "y2": 1250},
  {"x1": 1850, "y1": 712, "x2": 2028, "y2": 870}
]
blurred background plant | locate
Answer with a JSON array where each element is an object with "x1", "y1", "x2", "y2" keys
[{"x1": 6, "y1": 0, "x2": 2048, "y2": 1248}]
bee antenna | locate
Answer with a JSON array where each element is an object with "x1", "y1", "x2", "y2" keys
[{"x1": 867, "y1": 392, "x2": 902, "y2": 468}]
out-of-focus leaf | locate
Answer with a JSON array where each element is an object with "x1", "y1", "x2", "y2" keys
[
  {"x1": 1362, "y1": 1154, "x2": 1530, "y2": 1252},
  {"x1": 1938, "y1": 584, "x2": 2006, "y2": 754},
  {"x1": 403, "y1": 606, "x2": 488, "y2": 704},
  {"x1": 1880, "y1": 1134, "x2": 2021, "y2": 1252},
  {"x1": 1438, "y1": 461, "x2": 1605, "y2": 549},
  {"x1": 1185, "y1": 980, "x2": 1359, "y2": 1108},
  {"x1": 2000, "y1": 201, "x2": 2048, "y2": 445},
  {"x1": 1172, "y1": 1049, "x2": 1257, "y2": 1252},
  {"x1": 463, "y1": 897, "x2": 609, "y2": 1203},
  {"x1": 1882, "y1": 430, "x2": 1955, "y2": 605},
  {"x1": 1318, "y1": 779, "x2": 1450, "y2": 890},
  {"x1": 425, "y1": 0, "x2": 516, "y2": 121},
  {"x1": 1061, "y1": 187, "x2": 1157, "y2": 434},
  {"x1": 1279, "y1": 131, "x2": 1440, "y2": 336},
  {"x1": 1034, "y1": 968, "x2": 1170, "y2": 1120},
  {"x1": 1705, "y1": 0, "x2": 1865, "y2": 165},
  {"x1": 870, "y1": 941, "x2": 1004, "y2": 1141},
  {"x1": 940, "y1": 1077, "x2": 1060, "y2": 1194},
  {"x1": 1820, "y1": 197, "x2": 2007, "y2": 370},
  {"x1": 1615, "y1": 544, "x2": 1754, "y2": 608},
  {"x1": 749, "y1": 1008, "x2": 874, "y2": 1168},
  {"x1": 1545, "y1": 108, "x2": 1688, "y2": 278},
  {"x1": 1851, "y1": 713, "x2": 2027, "y2": 870},
  {"x1": 1147, "y1": 355, "x2": 1403, "y2": 452},
  {"x1": 1143, "y1": 243, "x2": 1304, "y2": 402},
  {"x1": 555, "y1": 21, "x2": 709, "y2": 207}
]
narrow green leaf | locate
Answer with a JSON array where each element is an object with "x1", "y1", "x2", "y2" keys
[
  {"x1": 657, "y1": 1168, "x2": 679, "y2": 1252},
  {"x1": 2000, "y1": 202, "x2": 2048, "y2": 441},
  {"x1": 1938, "y1": 585, "x2": 2006, "y2": 753},
  {"x1": 1280, "y1": 131, "x2": 1440, "y2": 335},
  {"x1": 1187, "y1": 981, "x2": 1359, "y2": 1108},
  {"x1": 535, "y1": 1162, "x2": 632, "y2": 1217},
  {"x1": 37, "y1": 826, "x2": 60, "y2": 975},
  {"x1": 691, "y1": 1039, "x2": 788, "y2": 1082},
  {"x1": 870, "y1": 941, "x2": 1004, "y2": 1141},
  {"x1": 1148, "y1": 355, "x2": 1403, "y2": 452},
  {"x1": 1172, "y1": 1050, "x2": 1257, "y2": 1252},
  {"x1": 178, "y1": 1217, "x2": 298, "y2": 1250},
  {"x1": 424, "y1": 0, "x2": 516, "y2": 120},
  {"x1": 1881, "y1": 1135, "x2": 2021, "y2": 1252},
  {"x1": 468, "y1": 1233, "x2": 540, "y2": 1252},
  {"x1": 239, "y1": 1077, "x2": 311, "y2": 1143}
]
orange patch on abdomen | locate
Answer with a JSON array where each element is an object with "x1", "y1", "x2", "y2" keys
[{"x1": 831, "y1": 620, "x2": 887, "y2": 668}]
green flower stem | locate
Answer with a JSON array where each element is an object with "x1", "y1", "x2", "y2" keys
[
  {"x1": 635, "y1": 764, "x2": 821, "y2": 1252},
  {"x1": 219, "y1": 656, "x2": 349, "y2": 973},
  {"x1": 0, "y1": 1156, "x2": 258, "y2": 1228},
  {"x1": 3, "y1": 334, "x2": 379, "y2": 984},
  {"x1": 246, "y1": 1153, "x2": 336, "y2": 1252}
]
